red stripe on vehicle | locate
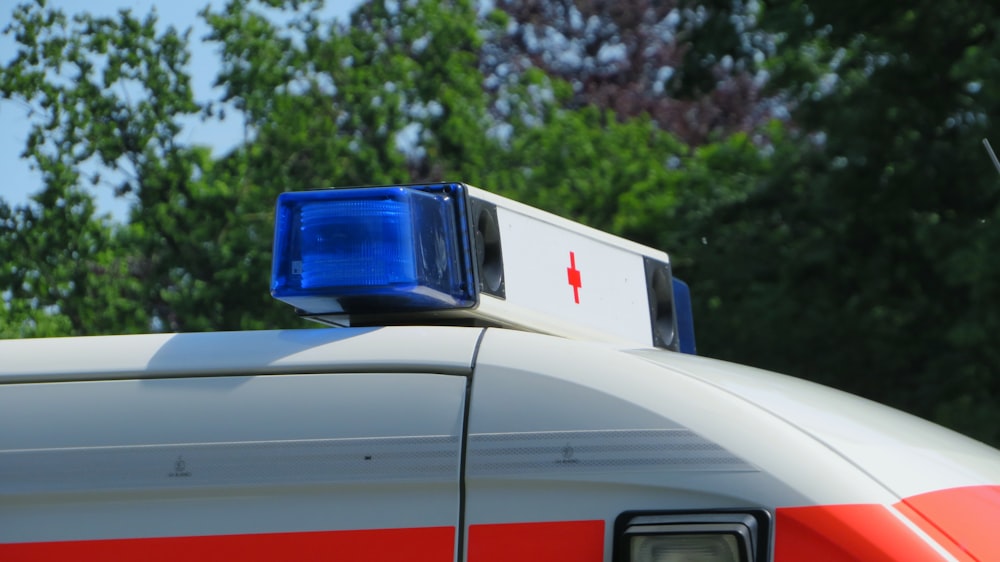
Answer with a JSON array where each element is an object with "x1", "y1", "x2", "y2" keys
[
  {"x1": 894, "y1": 502, "x2": 976, "y2": 562},
  {"x1": 0, "y1": 526, "x2": 455, "y2": 562},
  {"x1": 468, "y1": 520, "x2": 604, "y2": 562},
  {"x1": 775, "y1": 504, "x2": 946, "y2": 561},
  {"x1": 899, "y1": 484, "x2": 1000, "y2": 561}
]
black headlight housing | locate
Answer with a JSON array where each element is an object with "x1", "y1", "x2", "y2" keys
[{"x1": 615, "y1": 510, "x2": 771, "y2": 562}]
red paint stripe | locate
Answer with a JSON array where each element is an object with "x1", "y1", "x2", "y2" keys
[
  {"x1": 10, "y1": 486, "x2": 1000, "y2": 562},
  {"x1": 775, "y1": 504, "x2": 945, "y2": 561},
  {"x1": 0, "y1": 526, "x2": 455, "y2": 562},
  {"x1": 894, "y1": 502, "x2": 976, "y2": 562},
  {"x1": 468, "y1": 520, "x2": 603, "y2": 562},
  {"x1": 900, "y1": 485, "x2": 1000, "y2": 561}
]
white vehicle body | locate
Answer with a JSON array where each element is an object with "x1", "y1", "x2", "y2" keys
[
  {"x1": 3, "y1": 183, "x2": 999, "y2": 561},
  {"x1": 3, "y1": 326, "x2": 999, "y2": 561}
]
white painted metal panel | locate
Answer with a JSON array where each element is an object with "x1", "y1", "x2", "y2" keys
[
  {"x1": 463, "y1": 328, "x2": 902, "y2": 560},
  {"x1": 634, "y1": 349, "x2": 1000, "y2": 500},
  {"x1": 469, "y1": 186, "x2": 669, "y2": 348},
  {"x1": 494, "y1": 207, "x2": 652, "y2": 345},
  {"x1": 0, "y1": 371, "x2": 466, "y2": 544}
]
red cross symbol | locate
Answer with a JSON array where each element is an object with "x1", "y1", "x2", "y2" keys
[{"x1": 567, "y1": 251, "x2": 582, "y2": 304}]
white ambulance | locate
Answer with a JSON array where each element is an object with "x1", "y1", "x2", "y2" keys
[{"x1": 2, "y1": 183, "x2": 999, "y2": 561}]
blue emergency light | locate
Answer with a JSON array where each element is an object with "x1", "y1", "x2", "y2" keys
[
  {"x1": 671, "y1": 278, "x2": 696, "y2": 355},
  {"x1": 271, "y1": 183, "x2": 477, "y2": 316}
]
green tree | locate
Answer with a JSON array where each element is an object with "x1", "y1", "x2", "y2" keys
[
  {"x1": 684, "y1": 1, "x2": 1000, "y2": 443},
  {"x1": 0, "y1": 3, "x2": 165, "y2": 336}
]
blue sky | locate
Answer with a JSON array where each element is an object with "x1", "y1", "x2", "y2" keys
[{"x1": 0, "y1": 0, "x2": 362, "y2": 220}]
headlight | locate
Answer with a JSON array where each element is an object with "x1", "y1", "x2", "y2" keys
[{"x1": 620, "y1": 512, "x2": 768, "y2": 562}]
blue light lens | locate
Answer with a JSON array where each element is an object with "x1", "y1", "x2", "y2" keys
[
  {"x1": 271, "y1": 184, "x2": 477, "y2": 315},
  {"x1": 672, "y1": 278, "x2": 696, "y2": 355}
]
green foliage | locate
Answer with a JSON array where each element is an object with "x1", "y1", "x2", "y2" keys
[
  {"x1": 687, "y1": 1, "x2": 1000, "y2": 443},
  {"x1": 486, "y1": 106, "x2": 687, "y2": 231},
  {"x1": 0, "y1": 0, "x2": 300, "y2": 333},
  {"x1": 0, "y1": 1, "x2": 184, "y2": 336}
]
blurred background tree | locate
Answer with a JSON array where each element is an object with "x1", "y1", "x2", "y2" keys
[
  {"x1": 2, "y1": 0, "x2": 999, "y2": 444},
  {"x1": 675, "y1": 0, "x2": 1000, "y2": 443}
]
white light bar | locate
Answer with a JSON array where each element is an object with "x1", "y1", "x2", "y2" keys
[
  {"x1": 466, "y1": 186, "x2": 680, "y2": 350},
  {"x1": 271, "y1": 183, "x2": 689, "y2": 351}
]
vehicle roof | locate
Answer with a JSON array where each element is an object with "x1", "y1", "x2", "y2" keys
[
  {"x1": 629, "y1": 347, "x2": 1000, "y2": 500},
  {"x1": 0, "y1": 326, "x2": 483, "y2": 383},
  {"x1": 6, "y1": 324, "x2": 1000, "y2": 503}
]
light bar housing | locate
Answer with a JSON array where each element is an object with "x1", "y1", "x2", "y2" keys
[
  {"x1": 270, "y1": 182, "x2": 695, "y2": 352},
  {"x1": 271, "y1": 183, "x2": 477, "y2": 316}
]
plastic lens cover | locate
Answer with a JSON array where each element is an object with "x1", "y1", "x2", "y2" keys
[
  {"x1": 271, "y1": 184, "x2": 477, "y2": 315},
  {"x1": 631, "y1": 534, "x2": 743, "y2": 562},
  {"x1": 623, "y1": 513, "x2": 759, "y2": 562}
]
